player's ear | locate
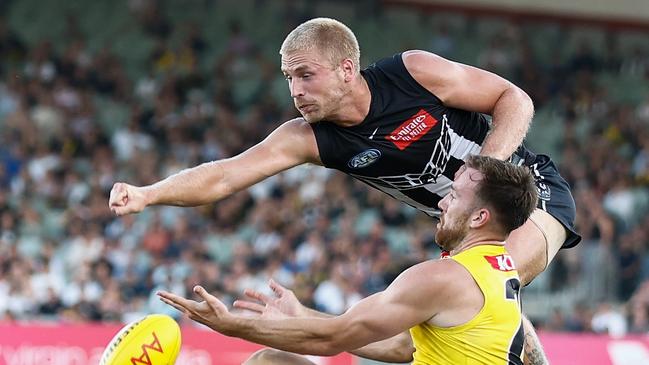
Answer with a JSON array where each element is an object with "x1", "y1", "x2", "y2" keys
[
  {"x1": 470, "y1": 208, "x2": 490, "y2": 229},
  {"x1": 341, "y1": 58, "x2": 355, "y2": 82}
]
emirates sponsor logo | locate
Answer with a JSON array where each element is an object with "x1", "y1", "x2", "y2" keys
[
  {"x1": 387, "y1": 109, "x2": 438, "y2": 150},
  {"x1": 485, "y1": 254, "x2": 516, "y2": 272}
]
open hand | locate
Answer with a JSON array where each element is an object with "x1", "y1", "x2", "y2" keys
[
  {"x1": 157, "y1": 286, "x2": 232, "y2": 332},
  {"x1": 233, "y1": 279, "x2": 304, "y2": 319}
]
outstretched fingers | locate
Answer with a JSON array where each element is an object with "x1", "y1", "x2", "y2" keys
[
  {"x1": 233, "y1": 300, "x2": 265, "y2": 313},
  {"x1": 157, "y1": 290, "x2": 202, "y2": 320},
  {"x1": 158, "y1": 290, "x2": 195, "y2": 309},
  {"x1": 193, "y1": 285, "x2": 228, "y2": 313},
  {"x1": 243, "y1": 288, "x2": 273, "y2": 304},
  {"x1": 159, "y1": 296, "x2": 188, "y2": 315},
  {"x1": 268, "y1": 279, "x2": 286, "y2": 296}
]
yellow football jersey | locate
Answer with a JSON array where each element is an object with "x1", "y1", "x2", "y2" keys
[{"x1": 410, "y1": 245, "x2": 524, "y2": 365}]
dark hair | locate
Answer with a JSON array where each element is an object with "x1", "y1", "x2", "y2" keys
[{"x1": 465, "y1": 155, "x2": 538, "y2": 234}]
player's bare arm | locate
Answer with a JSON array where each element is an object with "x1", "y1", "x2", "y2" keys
[
  {"x1": 158, "y1": 260, "x2": 454, "y2": 356},
  {"x1": 109, "y1": 118, "x2": 320, "y2": 215},
  {"x1": 349, "y1": 331, "x2": 415, "y2": 363},
  {"x1": 522, "y1": 316, "x2": 550, "y2": 365},
  {"x1": 402, "y1": 50, "x2": 534, "y2": 160},
  {"x1": 234, "y1": 280, "x2": 415, "y2": 363},
  {"x1": 278, "y1": 308, "x2": 415, "y2": 363}
]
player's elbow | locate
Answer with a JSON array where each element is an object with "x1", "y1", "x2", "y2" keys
[
  {"x1": 205, "y1": 161, "x2": 236, "y2": 199},
  {"x1": 399, "y1": 346, "x2": 416, "y2": 363},
  {"x1": 383, "y1": 331, "x2": 416, "y2": 363},
  {"x1": 330, "y1": 320, "x2": 378, "y2": 356},
  {"x1": 522, "y1": 90, "x2": 534, "y2": 113},
  {"x1": 294, "y1": 325, "x2": 348, "y2": 357},
  {"x1": 495, "y1": 85, "x2": 534, "y2": 130},
  {"x1": 319, "y1": 342, "x2": 345, "y2": 357},
  {"x1": 511, "y1": 86, "x2": 534, "y2": 116},
  {"x1": 318, "y1": 331, "x2": 351, "y2": 356},
  {"x1": 313, "y1": 324, "x2": 361, "y2": 356},
  {"x1": 393, "y1": 339, "x2": 416, "y2": 362},
  {"x1": 521, "y1": 90, "x2": 535, "y2": 128}
]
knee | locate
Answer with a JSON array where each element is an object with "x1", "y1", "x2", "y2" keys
[
  {"x1": 243, "y1": 349, "x2": 276, "y2": 365},
  {"x1": 243, "y1": 348, "x2": 295, "y2": 365}
]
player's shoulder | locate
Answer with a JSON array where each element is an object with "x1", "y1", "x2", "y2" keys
[
  {"x1": 281, "y1": 117, "x2": 308, "y2": 128},
  {"x1": 270, "y1": 118, "x2": 321, "y2": 164},
  {"x1": 401, "y1": 50, "x2": 446, "y2": 69},
  {"x1": 275, "y1": 117, "x2": 314, "y2": 136},
  {"x1": 401, "y1": 258, "x2": 471, "y2": 292},
  {"x1": 400, "y1": 50, "x2": 457, "y2": 100}
]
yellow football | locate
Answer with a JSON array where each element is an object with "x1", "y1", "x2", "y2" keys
[{"x1": 100, "y1": 314, "x2": 182, "y2": 365}]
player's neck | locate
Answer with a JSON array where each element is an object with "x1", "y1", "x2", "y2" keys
[
  {"x1": 327, "y1": 74, "x2": 371, "y2": 127},
  {"x1": 450, "y1": 231, "x2": 506, "y2": 256}
]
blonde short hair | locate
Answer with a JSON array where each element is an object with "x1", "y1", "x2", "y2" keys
[{"x1": 280, "y1": 18, "x2": 360, "y2": 72}]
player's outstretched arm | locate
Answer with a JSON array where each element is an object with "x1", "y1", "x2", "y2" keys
[
  {"x1": 234, "y1": 280, "x2": 415, "y2": 363},
  {"x1": 349, "y1": 331, "x2": 414, "y2": 363},
  {"x1": 402, "y1": 50, "x2": 534, "y2": 160},
  {"x1": 108, "y1": 119, "x2": 320, "y2": 215},
  {"x1": 158, "y1": 260, "x2": 446, "y2": 356}
]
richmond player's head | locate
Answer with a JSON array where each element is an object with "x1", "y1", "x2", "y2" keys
[{"x1": 436, "y1": 155, "x2": 538, "y2": 251}]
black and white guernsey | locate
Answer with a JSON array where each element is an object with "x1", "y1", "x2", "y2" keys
[{"x1": 311, "y1": 53, "x2": 490, "y2": 217}]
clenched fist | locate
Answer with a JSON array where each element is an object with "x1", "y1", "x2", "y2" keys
[{"x1": 108, "y1": 182, "x2": 149, "y2": 216}]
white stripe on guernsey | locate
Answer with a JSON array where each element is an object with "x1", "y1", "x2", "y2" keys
[
  {"x1": 422, "y1": 174, "x2": 453, "y2": 198},
  {"x1": 421, "y1": 126, "x2": 480, "y2": 197},
  {"x1": 412, "y1": 125, "x2": 481, "y2": 198},
  {"x1": 359, "y1": 177, "x2": 441, "y2": 215},
  {"x1": 368, "y1": 128, "x2": 482, "y2": 183},
  {"x1": 347, "y1": 125, "x2": 482, "y2": 215},
  {"x1": 447, "y1": 126, "x2": 483, "y2": 160}
]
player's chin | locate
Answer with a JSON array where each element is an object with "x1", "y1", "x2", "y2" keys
[{"x1": 302, "y1": 113, "x2": 323, "y2": 124}]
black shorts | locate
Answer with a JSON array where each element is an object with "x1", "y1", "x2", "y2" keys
[{"x1": 511, "y1": 146, "x2": 582, "y2": 249}]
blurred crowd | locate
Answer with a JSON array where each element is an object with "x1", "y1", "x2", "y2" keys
[{"x1": 0, "y1": 0, "x2": 648, "y2": 337}]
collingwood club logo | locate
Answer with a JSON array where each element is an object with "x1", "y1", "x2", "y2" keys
[{"x1": 348, "y1": 149, "x2": 382, "y2": 169}]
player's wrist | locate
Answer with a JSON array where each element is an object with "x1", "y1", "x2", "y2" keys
[
  {"x1": 297, "y1": 304, "x2": 313, "y2": 317},
  {"x1": 300, "y1": 305, "x2": 330, "y2": 318},
  {"x1": 141, "y1": 185, "x2": 158, "y2": 207},
  {"x1": 220, "y1": 314, "x2": 251, "y2": 337}
]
